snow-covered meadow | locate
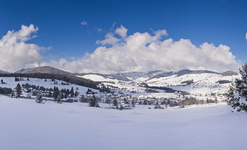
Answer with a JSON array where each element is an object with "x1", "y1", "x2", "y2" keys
[{"x1": 0, "y1": 95, "x2": 246, "y2": 150}]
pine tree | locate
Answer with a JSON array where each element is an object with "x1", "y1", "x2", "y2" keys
[
  {"x1": 229, "y1": 64, "x2": 247, "y2": 112},
  {"x1": 70, "y1": 87, "x2": 74, "y2": 97},
  {"x1": 113, "y1": 98, "x2": 118, "y2": 109},
  {"x1": 16, "y1": 83, "x2": 22, "y2": 98},
  {"x1": 53, "y1": 86, "x2": 59, "y2": 101},
  {"x1": 65, "y1": 89, "x2": 70, "y2": 98},
  {"x1": 75, "y1": 91, "x2": 79, "y2": 97}
]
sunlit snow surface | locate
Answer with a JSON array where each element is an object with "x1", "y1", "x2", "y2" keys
[{"x1": 0, "y1": 95, "x2": 246, "y2": 150}]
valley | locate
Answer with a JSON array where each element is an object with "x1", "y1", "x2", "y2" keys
[{"x1": 0, "y1": 66, "x2": 239, "y2": 109}]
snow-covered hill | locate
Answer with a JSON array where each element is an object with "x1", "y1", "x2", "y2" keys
[
  {"x1": 15, "y1": 66, "x2": 72, "y2": 75},
  {"x1": 0, "y1": 77, "x2": 97, "y2": 98},
  {"x1": 79, "y1": 70, "x2": 240, "y2": 100},
  {"x1": 147, "y1": 73, "x2": 239, "y2": 94}
]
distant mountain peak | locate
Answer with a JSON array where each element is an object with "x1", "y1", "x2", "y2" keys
[{"x1": 0, "y1": 70, "x2": 10, "y2": 74}]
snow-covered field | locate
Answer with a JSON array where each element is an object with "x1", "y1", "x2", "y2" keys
[{"x1": 0, "y1": 95, "x2": 246, "y2": 150}]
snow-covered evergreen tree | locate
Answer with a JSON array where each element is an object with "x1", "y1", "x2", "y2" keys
[
  {"x1": 229, "y1": 64, "x2": 247, "y2": 112},
  {"x1": 70, "y1": 87, "x2": 74, "y2": 97},
  {"x1": 227, "y1": 82, "x2": 236, "y2": 105},
  {"x1": 113, "y1": 98, "x2": 118, "y2": 109},
  {"x1": 36, "y1": 92, "x2": 43, "y2": 103},
  {"x1": 89, "y1": 95, "x2": 99, "y2": 107},
  {"x1": 16, "y1": 83, "x2": 22, "y2": 98},
  {"x1": 53, "y1": 86, "x2": 59, "y2": 101}
]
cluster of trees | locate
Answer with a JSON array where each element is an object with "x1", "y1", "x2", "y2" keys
[
  {"x1": 179, "y1": 97, "x2": 218, "y2": 108},
  {"x1": 137, "y1": 98, "x2": 177, "y2": 107},
  {"x1": 13, "y1": 82, "x2": 79, "y2": 101},
  {"x1": 99, "y1": 85, "x2": 111, "y2": 93},
  {"x1": 0, "y1": 87, "x2": 12, "y2": 95},
  {"x1": 15, "y1": 77, "x2": 29, "y2": 81},
  {"x1": 89, "y1": 95, "x2": 99, "y2": 107},
  {"x1": 149, "y1": 86, "x2": 189, "y2": 95},
  {"x1": 60, "y1": 87, "x2": 79, "y2": 99}
]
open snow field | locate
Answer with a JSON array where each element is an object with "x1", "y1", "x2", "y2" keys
[{"x1": 0, "y1": 95, "x2": 246, "y2": 150}]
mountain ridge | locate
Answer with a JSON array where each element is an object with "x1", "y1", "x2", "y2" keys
[
  {"x1": 0, "y1": 70, "x2": 10, "y2": 74},
  {"x1": 1, "y1": 66, "x2": 238, "y2": 82},
  {"x1": 15, "y1": 66, "x2": 72, "y2": 76}
]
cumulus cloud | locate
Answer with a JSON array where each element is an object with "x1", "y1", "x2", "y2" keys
[
  {"x1": 0, "y1": 24, "x2": 45, "y2": 72},
  {"x1": 44, "y1": 26, "x2": 239, "y2": 74},
  {"x1": 96, "y1": 33, "x2": 120, "y2": 45},
  {"x1": 81, "y1": 21, "x2": 88, "y2": 26},
  {"x1": 115, "y1": 25, "x2": 127, "y2": 38}
]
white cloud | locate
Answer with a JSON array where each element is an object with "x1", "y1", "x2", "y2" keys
[
  {"x1": 0, "y1": 24, "x2": 45, "y2": 72},
  {"x1": 154, "y1": 29, "x2": 168, "y2": 38},
  {"x1": 115, "y1": 25, "x2": 127, "y2": 38},
  {"x1": 96, "y1": 28, "x2": 103, "y2": 32},
  {"x1": 45, "y1": 26, "x2": 239, "y2": 74},
  {"x1": 81, "y1": 21, "x2": 88, "y2": 26},
  {"x1": 96, "y1": 33, "x2": 120, "y2": 45}
]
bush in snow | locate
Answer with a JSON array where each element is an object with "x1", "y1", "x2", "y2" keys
[
  {"x1": 56, "y1": 95, "x2": 62, "y2": 104},
  {"x1": 228, "y1": 64, "x2": 247, "y2": 112}
]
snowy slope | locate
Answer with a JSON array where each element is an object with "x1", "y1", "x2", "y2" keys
[
  {"x1": 79, "y1": 72, "x2": 239, "y2": 97},
  {"x1": 146, "y1": 73, "x2": 240, "y2": 95},
  {"x1": 0, "y1": 95, "x2": 246, "y2": 150},
  {"x1": 78, "y1": 74, "x2": 117, "y2": 83},
  {"x1": 146, "y1": 73, "x2": 238, "y2": 86}
]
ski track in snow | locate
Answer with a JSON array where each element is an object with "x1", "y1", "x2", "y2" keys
[{"x1": 0, "y1": 95, "x2": 246, "y2": 150}]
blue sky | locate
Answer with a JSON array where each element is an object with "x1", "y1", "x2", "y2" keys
[{"x1": 0, "y1": 0, "x2": 246, "y2": 73}]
